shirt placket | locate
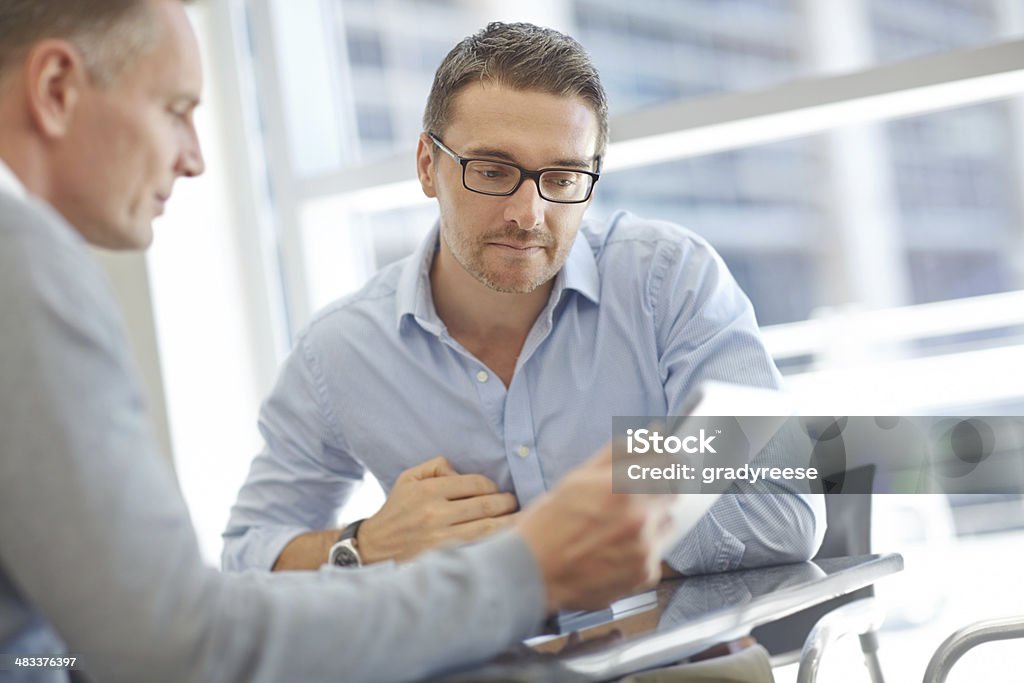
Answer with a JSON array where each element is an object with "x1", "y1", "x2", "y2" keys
[
  {"x1": 436, "y1": 294, "x2": 564, "y2": 506},
  {"x1": 458, "y1": 350, "x2": 545, "y2": 504},
  {"x1": 500, "y1": 304, "x2": 562, "y2": 506},
  {"x1": 502, "y1": 374, "x2": 545, "y2": 507}
]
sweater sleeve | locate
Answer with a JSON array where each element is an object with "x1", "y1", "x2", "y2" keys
[{"x1": 0, "y1": 198, "x2": 545, "y2": 683}]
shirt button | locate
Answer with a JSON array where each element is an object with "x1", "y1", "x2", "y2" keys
[
  {"x1": 476, "y1": 371, "x2": 489, "y2": 383},
  {"x1": 517, "y1": 445, "x2": 530, "y2": 458}
]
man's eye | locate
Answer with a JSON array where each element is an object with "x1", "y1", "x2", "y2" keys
[
  {"x1": 476, "y1": 167, "x2": 510, "y2": 179},
  {"x1": 169, "y1": 104, "x2": 194, "y2": 121},
  {"x1": 544, "y1": 173, "x2": 578, "y2": 187}
]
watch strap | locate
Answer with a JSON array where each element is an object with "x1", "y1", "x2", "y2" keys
[
  {"x1": 328, "y1": 519, "x2": 367, "y2": 568},
  {"x1": 337, "y1": 518, "x2": 365, "y2": 544}
]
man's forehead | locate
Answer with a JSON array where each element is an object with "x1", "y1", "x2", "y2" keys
[
  {"x1": 123, "y1": 0, "x2": 202, "y2": 95},
  {"x1": 444, "y1": 83, "x2": 600, "y2": 164}
]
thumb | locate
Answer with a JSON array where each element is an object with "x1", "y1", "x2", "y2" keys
[{"x1": 410, "y1": 455, "x2": 460, "y2": 480}]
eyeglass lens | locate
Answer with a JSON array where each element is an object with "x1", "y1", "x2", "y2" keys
[{"x1": 464, "y1": 160, "x2": 593, "y2": 202}]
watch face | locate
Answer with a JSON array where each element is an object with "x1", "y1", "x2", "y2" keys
[{"x1": 331, "y1": 542, "x2": 360, "y2": 567}]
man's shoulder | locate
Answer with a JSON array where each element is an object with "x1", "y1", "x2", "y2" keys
[
  {"x1": 580, "y1": 210, "x2": 719, "y2": 268},
  {"x1": 0, "y1": 193, "x2": 102, "y2": 298},
  {"x1": 299, "y1": 257, "x2": 408, "y2": 340},
  {"x1": 0, "y1": 192, "x2": 126, "y2": 366},
  {"x1": 0, "y1": 191, "x2": 82, "y2": 247}
]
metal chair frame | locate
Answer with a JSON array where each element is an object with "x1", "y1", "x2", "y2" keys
[{"x1": 923, "y1": 616, "x2": 1024, "y2": 683}]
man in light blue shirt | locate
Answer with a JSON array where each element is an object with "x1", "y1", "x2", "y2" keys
[{"x1": 224, "y1": 22, "x2": 825, "y2": 575}]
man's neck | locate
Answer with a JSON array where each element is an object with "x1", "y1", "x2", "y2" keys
[
  {"x1": 430, "y1": 242, "x2": 554, "y2": 385},
  {"x1": 0, "y1": 130, "x2": 51, "y2": 202},
  {"x1": 430, "y1": 243, "x2": 553, "y2": 340}
]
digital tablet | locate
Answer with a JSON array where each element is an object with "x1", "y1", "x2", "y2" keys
[
  {"x1": 615, "y1": 381, "x2": 797, "y2": 542},
  {"x1": 545, "y1": 383, "x2": 797, "y2": 638},
  {"x1": 665, "y1": 381, "x2": 796, "y2": 536}
]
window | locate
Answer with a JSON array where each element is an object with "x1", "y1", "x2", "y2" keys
[
  {"x1": 346, "y1": 27, "x2": 385, "y2": 67},
  {"x1": 355, "y1": 105, "x2": 395, "y2": 143}
]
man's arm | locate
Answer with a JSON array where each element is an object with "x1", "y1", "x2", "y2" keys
[
  {"x1": 224, "y1": 338, "x2": 520, "y2": 572},
  {"x1": 651, "y1": 231, "x2": 825, "y2": 574},
  {"x1": 0, "y1": 214, "x2": 671, "y2": 682},
  {"x1": 267, "y1": 455, "x2": 520, "y2": 570},
  {"x1": 221, "y1": 331, "x2": 367, "y2": 572},
  {"x1": 271, "y1": 528, "x2": 340, "y2": 570}
]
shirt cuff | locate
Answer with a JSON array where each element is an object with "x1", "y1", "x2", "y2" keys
[
  {"x1": 221, "y1": 525, "x2": 312, "y2": 572},
  {"x1": 664, "y1": 509, "x2": 745, "y2": 575}
]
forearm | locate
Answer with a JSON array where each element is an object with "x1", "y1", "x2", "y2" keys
[
  {"x1": 662, "y1": 418, "x2": 826, "y2": 574},
  {"x1": 272, "y1": 528, "x2": 340, "y2": 571},
  {"x1": 721, "y1": 487, "x2": 822, "y2": 567},
  {"x1": 665, "y1": 488, "x2": 822, "y2": 575},
  {"x1": 211, "y1": 531, "x2": 546, "y2": 683},
  {"x1": 3, "y1": 435, "x2": 544, "y2": 683}
]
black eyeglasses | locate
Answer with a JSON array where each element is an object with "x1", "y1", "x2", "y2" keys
[{"x1": 429, "y1": 134, "x2": 600, "y2": 204}]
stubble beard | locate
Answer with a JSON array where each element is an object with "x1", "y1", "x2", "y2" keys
[{"x1": 442, "y1": 223, "x2": 564, "y2": 294}]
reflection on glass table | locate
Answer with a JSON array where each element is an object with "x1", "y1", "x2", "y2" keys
[{"x1": 433, "y1": 553, "x2": 903, "y2": 683}]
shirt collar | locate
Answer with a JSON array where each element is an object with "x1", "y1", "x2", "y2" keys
[
  {"x1": 562, "y1": 226, "x2": 601, "y2": 305},
  {"x1": 395, "y1": 222, "x2": 444, "y2": 333},
  {"x1": 394, "y1": 221, "x2": 602, "y2": 333},
  {"x1": 0, "y1": 158, "x2": 27, "y2": 200}
]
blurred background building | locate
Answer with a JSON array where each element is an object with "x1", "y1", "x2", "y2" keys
[{"x1": 304, "y1": 0, "x2": 1022, "y2": 326}]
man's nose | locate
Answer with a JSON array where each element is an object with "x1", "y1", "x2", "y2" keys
[
  {"x1": 503, "y1": 176, "x2": 545, "y2": 231},
  {"x1": 176, "y1": 125, "x2": 206, "y2": 178}
]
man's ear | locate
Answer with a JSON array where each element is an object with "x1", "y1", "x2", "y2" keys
[
  {"x1": 24, "y1": 39, "x2": 87, "y2": 139},
  {"x1": 415, "y1": 132, "x2": 437, "y2": 199}
]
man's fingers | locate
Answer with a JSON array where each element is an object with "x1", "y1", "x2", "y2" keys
[
  {"x1": 429, "y1": 472, "x2": 501, "y2": 500},
  {"x1": 402, "y1": 455, "x2": 459, "y2": 482},
  {"x1": 445, "y1": 513, "x2": 517, "y2": 543},
  {"x1": 445, "y1": 492, "x2": 518, "y2": 525}
]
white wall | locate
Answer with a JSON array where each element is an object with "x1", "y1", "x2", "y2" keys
[{"x1": 92, "y1": 249, "x2": 175, "y2": 471}]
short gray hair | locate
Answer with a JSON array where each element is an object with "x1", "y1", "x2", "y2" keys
[
  {"x1": 424, "y1": 22, "x2": 609, "y2": 158},
  {"x1": 0, "y1": 0, "x2": 168, "y2": 88}
]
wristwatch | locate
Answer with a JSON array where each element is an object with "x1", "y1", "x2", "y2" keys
[{"x1": 328, "y1": 519, "x2": 366, "y2": 568}]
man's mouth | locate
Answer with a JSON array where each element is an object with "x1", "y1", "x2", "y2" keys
[{"x1": 489, "y1": 241, "x2": 545, "y2": 251}]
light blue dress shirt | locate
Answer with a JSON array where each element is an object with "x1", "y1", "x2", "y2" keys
[{"x1": 223, "y1": 211, "x2": 825, "y2": 574}]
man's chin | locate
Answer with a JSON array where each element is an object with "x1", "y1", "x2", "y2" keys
[
  {"x1": 91, "y1": 222, "x2": 155, "y2": 252},
  {"x1": 475, "y1": 269, "x2": 551, "y2": 295},
  {"x1": 133, "y1": 229, "x2": 156, "y2": 251}
]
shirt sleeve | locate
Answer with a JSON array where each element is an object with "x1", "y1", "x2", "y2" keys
[
  {"x1": 0, "y1": 210, "x2": 545, "y2": 683},
  {"x1": 647, "y1": 232, "x2": 826, "y2": 574},
  {"x1": 221, "y1": 331, "x2": 368, "y2": 572}
]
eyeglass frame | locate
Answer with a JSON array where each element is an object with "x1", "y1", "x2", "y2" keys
[{"x1": 428, "y1": 133, "x2": 601, "y2": 204}]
